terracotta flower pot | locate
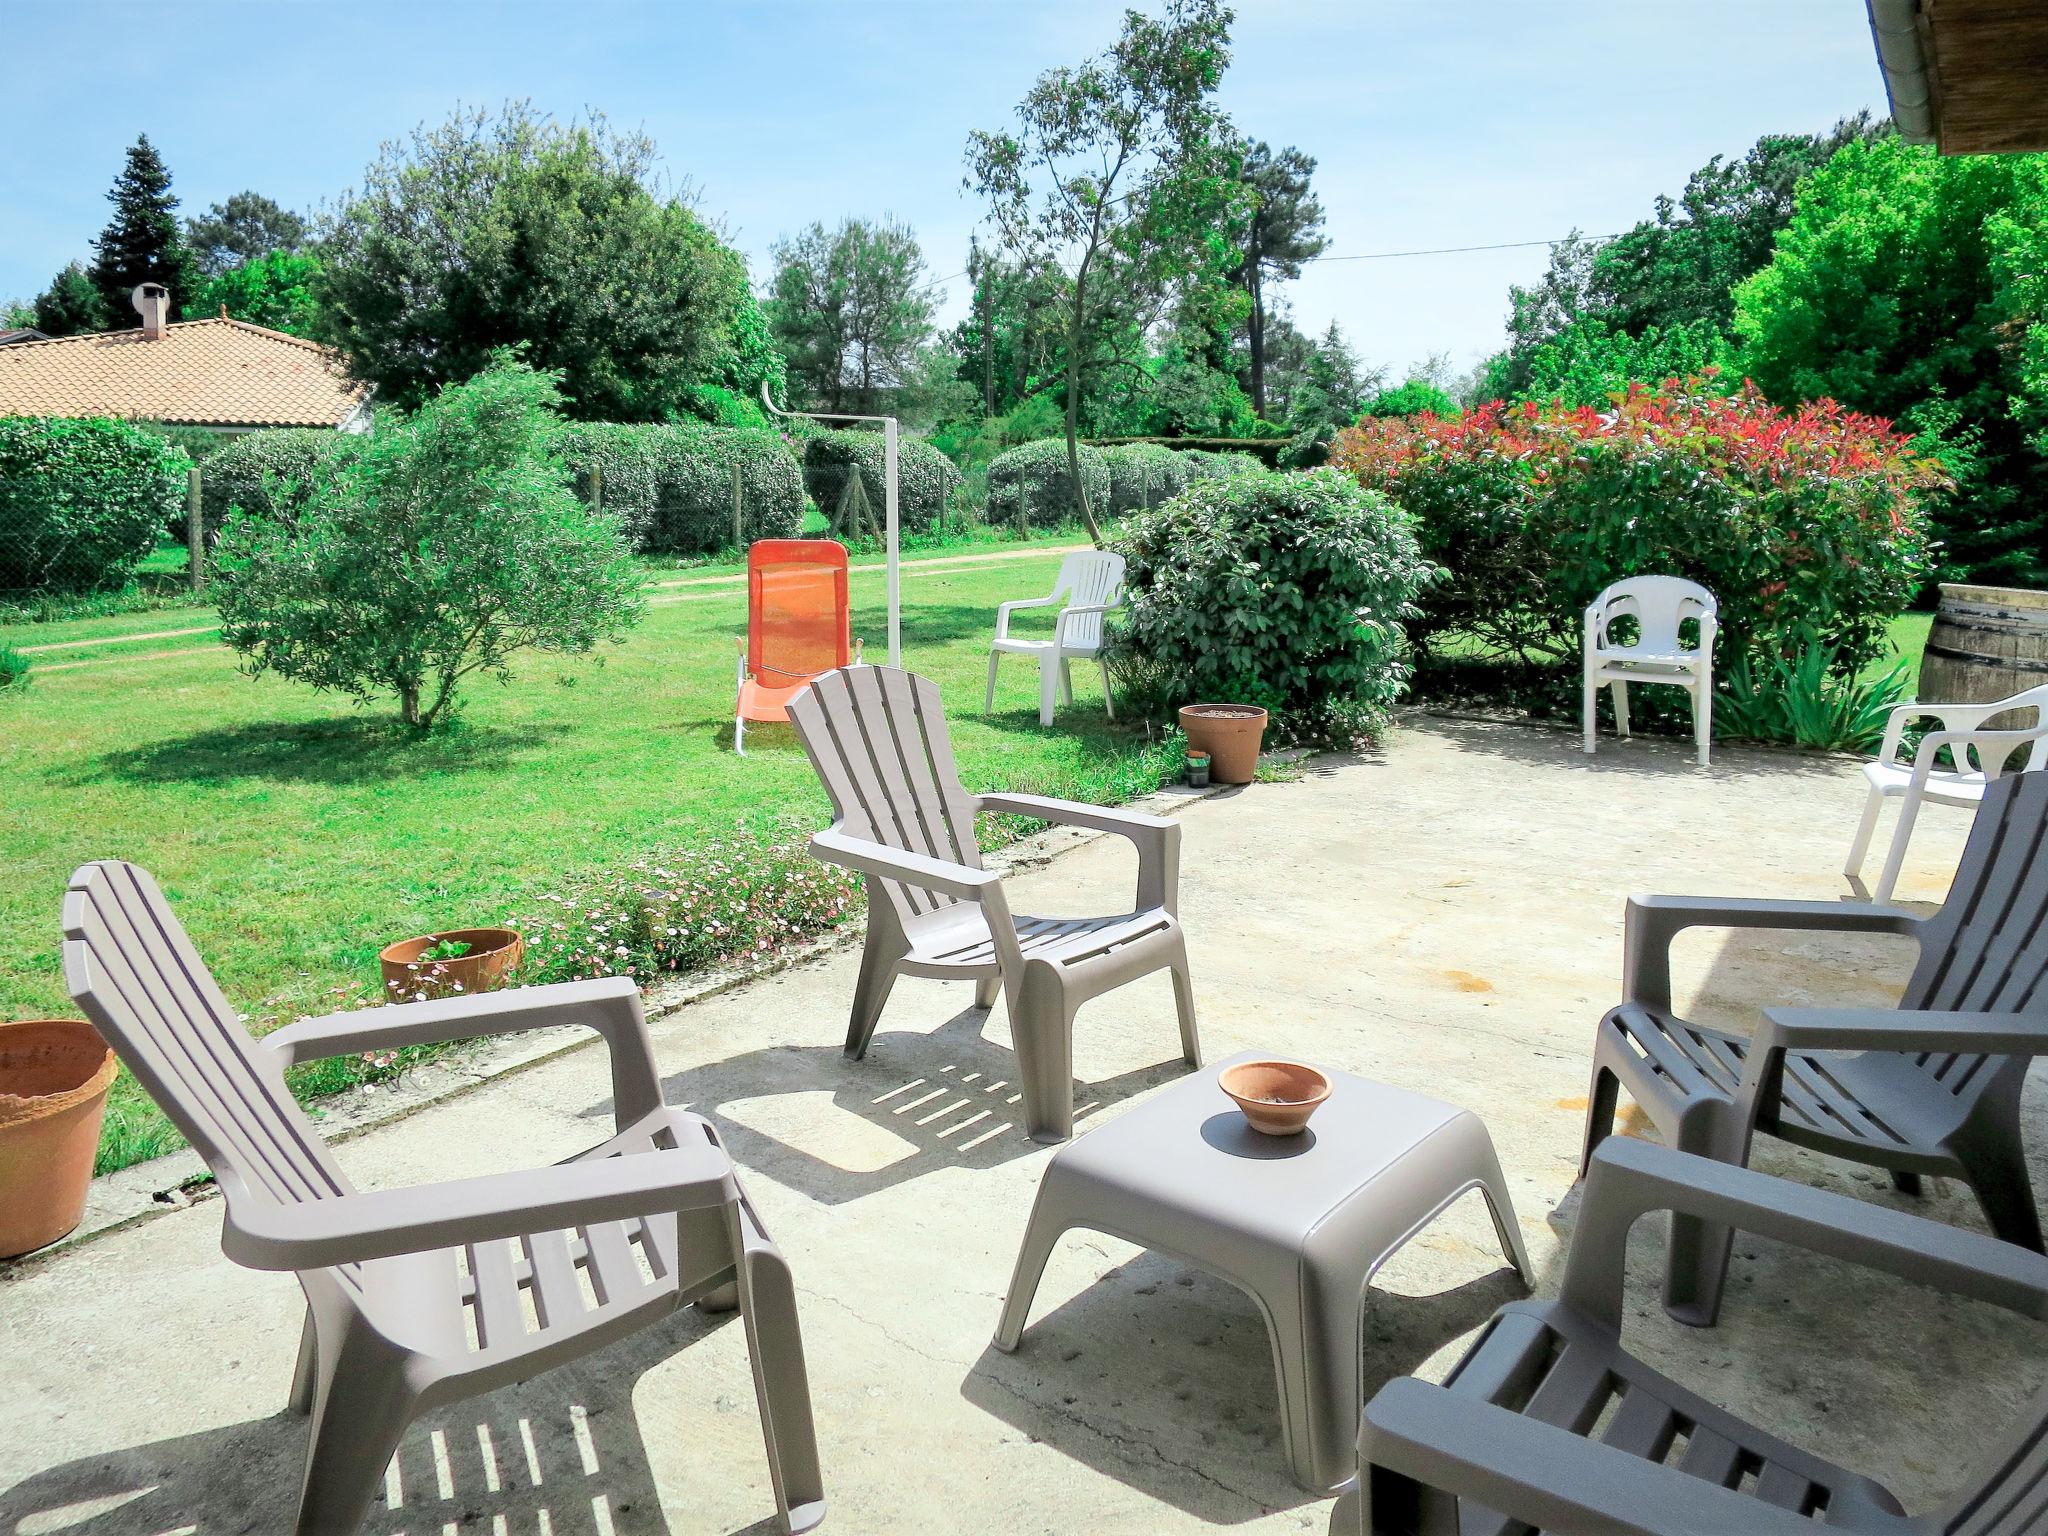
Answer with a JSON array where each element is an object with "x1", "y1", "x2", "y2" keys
[
  {"x1": 1178, "y1": 704, "x2": 1269, "y2": 785},
  {"x1": 378, "y1": 927, "x2": 524, "y2": 1003},
  {"x1": 0, "y1": 1019, "x2": 118, "y2": 1259},
  {"x1": 1218, "y1": 1059, "x2": 1331, "y2": 1137}
]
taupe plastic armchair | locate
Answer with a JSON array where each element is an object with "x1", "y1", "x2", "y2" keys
[
  {"x1": 62, "y1": 861, "x2": 825, "y2": 1536},
  {"x1": 786, "y1": 665, "x2": 1199, "y2": 1142},
  {"x1": 1349, "y1": 1137, "x2": 2048, "y2": 1535},
  {"x1": 1582, "y1": 770, "x2": 2048, "y2": 1327}
]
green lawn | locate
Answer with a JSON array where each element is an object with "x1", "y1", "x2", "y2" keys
[{"x1": 1, "y1": 532, "x2": 1176, "y2": 1169}]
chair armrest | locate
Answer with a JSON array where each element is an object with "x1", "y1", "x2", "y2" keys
[
  {"x1": 977, "y1": 793, "x2": 1180, "y2": 915},
  {"x1": 1910, "y1": 727, "x2": 2048, "y2": 780},
  {"x1": 1053, "y1": 602, "x2": 1120, "y2": 647},
  {"x1": 994, "y1": 595, "x2": 1060, "y2": 641},
  {"x1": 810, "y1": 827, "x2": 1001, "y2": 902},
  {"x1": 222, "y1": 1139, "x2": 738, "y2": 1271},
  {"x1": 264, "y1": 976, "x2": 666, "y2": 1125},
  {"x1": 1754, "y1": 1005, "x2": 2048, "y2": 1055},
  {"x1": 1558, "y1": 1138, "x2": 2048, "y2": 1331},
  {"x1": 1622, "y1": 894, "x2": 1922, "y2": 1011},
  {"x1": 1359, "y1": 1377, "x2": 1819, "y2": 1536}
]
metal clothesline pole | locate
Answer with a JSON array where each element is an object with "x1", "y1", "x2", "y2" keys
[{"x1": 760, "y1": 385, "x2": 901, "y2": 667}]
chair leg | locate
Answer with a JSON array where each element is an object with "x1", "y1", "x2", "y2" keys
[
  {"x1": 1662, "y1": 1105, "x2": 1740, "y2": 1328},
  {"x1": 1582, "y1": 673, "x2": 1598, "y2": 755},
  {"x1": 735, "y1": 714, "x2": 746, "y2": 756},
  {"x1": 728, "y1": 1207, "x2": 827, "y2": 1535},
  {"x1": 1098, "y1": 656, "x2": 1115, "y2": 721},
  {"x1": 1038, "y1": 654, "x2": 1059, "y2": 728},
  {"x1": 1952, "y1": 1129, "x2": 2046, "y2": 1254},
  {"x1": 288, "y1": 1307, "x2": 318, "y2": 1415},
  {"x1": 1694, "y1": 677, "x2": 1711, "y2": 767},
  {"x1": 1873, "y1": 787, "x2": 1926, "y2": 904},
  {"x1": 973, "y1": 973, "x2": 1001, "y2": 1011},
  {"x1": 1168, "y1": 940, "x2": 1201, "y2": 1067},
  {"x1": 1578, "y1": 1063, "x2": 1621, "y2": 1178},
  {"x1": 844, "y1": 930, "x2": 901, "y2": 1060},
  {"x1": 1009, "y1": 960, "x2": 1076, "y2": 1142},
  {"x1": 983, "y1": 650, "x2": 1000, "y2": 714},
  {"x1": 294, "y1": 1328, "x2": 418, "y2": 1536},
  {"x1": 1058, "y1": 656, "x2": 1074, "y2": 706},
  {"x1": 1844, "y1": 786, "x2": 1886, "y2": 883},
  {"x1": 1611, "y1": 680, "x2": 1630, "y2": 739}
]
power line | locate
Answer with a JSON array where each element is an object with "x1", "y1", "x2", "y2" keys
[{"x1": 1306, "y1": 234, "x2": 1624, "y2": 263}]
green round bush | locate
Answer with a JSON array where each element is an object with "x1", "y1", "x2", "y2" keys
[
  {"x1": 1179, "y1": 448, "x2": 1264, "y2": 480},
  {"x1": 803, "y1": 430, "x2": 961, "y2": 536},
  {"x1": 0, "y1": 416, "x2": 189, "y2": 593},
  {"x1": 985, "y1": 438, "x2": 1110, "y2": 528},
  {"x1": 201, "y1": 428, "x2": 367, "y2": 539},
  {"x1": 1105, "y1": 443, "x2": 1195, "y2": 515},
  {"x1": 1109, "y1": 468, "x2": 1436, "y2": 742},
  {"x1": 557, "y1": 422, "x2": 804, "y2": 554}
]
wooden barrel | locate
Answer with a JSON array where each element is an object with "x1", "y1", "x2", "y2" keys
[{"x1": 1919, "y1": 584, "x2": 2048, "y2": 708}]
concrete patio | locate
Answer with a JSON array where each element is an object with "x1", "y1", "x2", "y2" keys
[{"x1": 3, "y1": 713, "x2": 2044, "y2": 1535}]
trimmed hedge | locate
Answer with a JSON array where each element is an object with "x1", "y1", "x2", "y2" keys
[
  {"x1": 802, "y1": 429, "x2": 961, "y2": 536},
  {"x1": 0, "y1": 416, "x2": 189, "y2": 592},
  {"x1": 1180, "y1": 448, "x2": 1264, "y2": 480},
  {"x1": 1109, "y1": 468, "x2": 1435, "y2": 742},
  {"x1": 201, "y1": 428, "x2": 366, "y2": 538},
  {"x1": 556, "y1": 422, "x2": 804, "y2": 553},
  {"x1": 1105, "y1": 443, "x2": 1195, "y2": 514},
  {"x1": 986, "y1": 438, "x2": 1110, "y2": 528}
]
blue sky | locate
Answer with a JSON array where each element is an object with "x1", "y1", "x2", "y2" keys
[{"x1": 2, "y1": 1, "x2": 1888, "y2": 379}]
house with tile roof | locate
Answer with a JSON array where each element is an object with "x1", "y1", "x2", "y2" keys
[{"x1": 0, "y1": 284, "x2": 369, "y2": 434}]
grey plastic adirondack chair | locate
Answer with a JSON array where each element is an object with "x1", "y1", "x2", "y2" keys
[
  {"x1": 786, "y1": 665, "x2": 1199, "y2": 1142},
  {"x1": 984, "y1": 549, "x2": 1125, "y2": 728},
  {"x1": 1348, "y1": 1136, "x2": 2048, "y2": 1536},
  {"x1": 1582, "y1": 769, "x2": 2048, "y2": 1328},
  {"x1": 62, "y1": 861, "x2": 825, "y2": 1536}
]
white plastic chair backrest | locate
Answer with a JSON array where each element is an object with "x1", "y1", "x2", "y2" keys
[
  {"x1": 62, "y1": 861, "x2": 353, "y2": 1221},
  {"x1": 1942, "y1": 683, "x2": 2048, "y2": 777},
  {"x1": 1054, "y1": 550, "x2": 1126, "y2": 652},
  {"x1": 1589, "y1": 576, "x2": 1716, "y2": 657}
]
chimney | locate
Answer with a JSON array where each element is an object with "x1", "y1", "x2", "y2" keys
[{"x1": 131, "y1": 283, "x2": 170, "y2": 340}]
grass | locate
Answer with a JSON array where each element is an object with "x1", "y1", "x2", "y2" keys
[{"x1": 0, "y1": 529, "x2": 1183, "y2": 1173}]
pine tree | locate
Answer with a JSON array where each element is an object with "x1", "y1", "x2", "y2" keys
[{"x1": 89, "y1": 135, "x2": 198, "y2": 325}]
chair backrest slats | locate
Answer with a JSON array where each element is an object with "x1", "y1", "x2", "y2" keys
[
  {"x1": 1944, "y1": 1392, "x2": 2048, "y2": 1533},
  {"x1": 1589, "y1": 576, "x2": 1714, "y2": 656},
  {"x1": 63, "y1": 862, "x2": 351, "y2": 1212},
  {"x1": 1054, "y1": 551, "x2": 1125, "y2": 653},
  {"x1": 1909, "y1": 773, "x2": 2048, "y2": 1016},
  {"x1": 787, "y1": 667, "x2": 983, "y2": 926}
]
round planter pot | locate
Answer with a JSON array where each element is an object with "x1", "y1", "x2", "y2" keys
[
  {"x1": 0, "y1": 1019, "x2": 118, "y2": 1259},
  {"x1": 1179, "y1": 704, "x2": 1269, "y2": 786},
  {"x1": 379, "y1": 927, "x2": 524, "y2": 1003}
]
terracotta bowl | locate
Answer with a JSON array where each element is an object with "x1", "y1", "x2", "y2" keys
[{"x1": 1218, "y1": 1059, "x2": 1331, "y2": 1137}]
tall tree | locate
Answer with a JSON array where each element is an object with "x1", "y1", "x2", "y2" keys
[
  {"x1": 767, "y1": 216, "x2": 935, "y2": 414},
  {"x1": 950, "y1": 242, "x2": 1070, "y2": 419},
  {"x1": 31, "y1": 261, "x2": 110, "y2": 337},
  {"x1": 89, "y1": 135, "x2": 198, "y2": 323},
  {"x1": 187, "y1": 250, "x2": 321, "y2": 334},
  {"x1": 967, "y1": 0, "x2": 1247, "y2": 543},
  {"x1": 1279, "y1": 320, "x2": 1379, "y2": 467},
  {"x1": 312, "y1": 103, "x2": 755, "y2": 420},
  {"x1": 1235, "y1": 141, "x2": 1327, "y2": 416},
  {"x1": 185, "y1": 192, "x2": 309, "y2": 279}
]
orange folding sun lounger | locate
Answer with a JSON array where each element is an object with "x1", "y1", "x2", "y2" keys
[{"x1": 734, "y1": 538, "x2": 860, "y2": 753}]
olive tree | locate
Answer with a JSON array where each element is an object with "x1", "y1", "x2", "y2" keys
[{"x1": 213, "y1": 359, "x2": 642, "y2": 729}]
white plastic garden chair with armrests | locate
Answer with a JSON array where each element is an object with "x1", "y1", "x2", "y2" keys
[
  {"x1": 1582, "y1": 575, "x2": 1718, "y2": 767},
  {"x1": 985, "y1": 549, "x2": 1126, "y2": 728},
  {"x1": 1845, "y1": 681, "x2": 2048, "y2": 901}
]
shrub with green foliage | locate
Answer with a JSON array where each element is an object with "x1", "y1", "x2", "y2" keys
[
  {"x1": 0, "y1": 416, "x2": 189, "y2": 593},
  {"x1": 213, "y1": 359, "x2": 643, "y2": 729},
  {"x1": 1331, "y1": 377, "x2": 1940, "y2": 691},
  {"x1": 985, "y1": 438, "x2": 1110, "y2": 528},
  {"x1": 1717, "y1": 642, "x2": 1910, "y2": 752},
  {"x1": 801, "y1": 429, "x2": 961, "y2": 536},
  {"x1": 201, "y1": 427, "x2": 367, "y2": 539},
  {"x1": 555, "y1": 422, "x2": 803, "y2": 553},
  {"x1": 1109, "y1": 468, "x2": 1436, "y2": 742},
  {"x1": 1359, "y1": 379, "x2": 1462, "y2": 419},
  {"x1": 1104, "y1": 443, "x2": 1195, "y2": 514},
  {"x1": 1180, "y1": 448, "x2": 1264, "y2": 480}
]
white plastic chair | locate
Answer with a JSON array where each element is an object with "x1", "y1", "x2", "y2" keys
[
  {"x1": 1844, "y1": 682, "x2": 2048, "y2": 901},
  {"x1": 1583, "y1": 576, "x2": 1718, "y2": 767},
  {"x1": 985, "y1": 550, "x2": 1126, "y2": 728}
]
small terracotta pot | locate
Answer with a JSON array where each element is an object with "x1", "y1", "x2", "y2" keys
[
  {"x1": 379, "y1": 927, "x2": 524, "y2": 1003},
  {"x1": 1218, "y1": 1059, "x2": 1331, "y2": 1137},
  {"x1": 1179, "y1": 704, "x2": 1269, "y2": 785},
  {"x1": 0, "y1": 1019, "x2": 119, "y2": 1258}
]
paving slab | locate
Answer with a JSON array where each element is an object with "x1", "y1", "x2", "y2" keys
[{"x1": 3, "y1": 714, "x2": 2043, "y2": 1534}]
